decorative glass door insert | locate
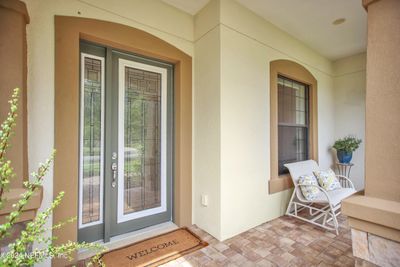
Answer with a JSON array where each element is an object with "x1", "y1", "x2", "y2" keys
[
  {"x1": 79, "y1": 53, "x2": 104, "y2": 229},
  {"x1": 117, "y1": 59, "x2": 167, "y2": 223}
]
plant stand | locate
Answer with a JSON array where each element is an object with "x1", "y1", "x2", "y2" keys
[{"x1": 336, "y1": 162, "x2": 354, "y2": 187}]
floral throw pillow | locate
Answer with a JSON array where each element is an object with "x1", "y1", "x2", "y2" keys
[
  {"x1": 298, "y1": 174, "x2": 320, "y2": 201},
  {"x1": 314, "y1": 169, "x2": 341, "y2": 191}
]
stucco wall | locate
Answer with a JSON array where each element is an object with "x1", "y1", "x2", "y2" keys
[
  {"x1": 193, "y1": 0, "x2": 224, "y2": 240},
  {"x1": 0, "y1": 1, "x2": 28, "y2": 188},
  {"x1": 192, "y1": 0, "x2": 339, "y2": 241},
  {"x1": 193, "y1": 25, "x2": 222, "y2": 239},
  {"x1": 218, "y1": 0, "x2": 336, "y2": 240},
  {"x1": 364, "y1": 0, "x2": 400, "y2": 202},
  {"x1": 333, "y1": 53, "x2": 366, "y2": 190}
]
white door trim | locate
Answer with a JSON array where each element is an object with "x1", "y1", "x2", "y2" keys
[
  {"x1": 117, "y1": 58, "x2": 168, "y2": 224},
  {"x1": 78, "y1": 53, "x2": 105, "y2": 229}
]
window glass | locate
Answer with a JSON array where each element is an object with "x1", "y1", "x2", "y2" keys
[
  {"x1": 123, "y1": 66, "x2": 162, "y2": 214},
  {"x1": 80, "y1": 55, "x2": 104, "y2": 226},
  {"x1": 278, "y1": 75, "x2": 309, "y2": 175}
]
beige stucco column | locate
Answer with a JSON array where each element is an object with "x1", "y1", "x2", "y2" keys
[
  {"x1": 342, "y1": 0, "x2": 400, "y2": 266},
  {"x1": 0, "y1": 0, "x2": 42, "y2": 225},
  {"x1": 0, "y1": 0, "x2": 29, "y2": 187}
]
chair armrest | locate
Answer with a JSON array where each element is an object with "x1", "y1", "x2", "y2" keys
[
  {"x1": 296, "y1": 183, "x2": 332, "y2": 204},
  {"x1": 336, "y1": 175, "x2": 355, "y2": 189}
]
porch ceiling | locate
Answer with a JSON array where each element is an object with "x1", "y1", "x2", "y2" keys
[{"x1": 162, "y1": 0, "x2": 367, "y2": 60}]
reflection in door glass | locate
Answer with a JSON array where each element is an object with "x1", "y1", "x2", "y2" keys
[
  {"x1": 124, "y1": 67, "x2": 161, "y2": 215},
  {"x1": 80, "y1": 56, "x2": 103, "y2": 226}
]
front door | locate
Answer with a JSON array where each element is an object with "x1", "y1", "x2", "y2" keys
[{"x1": 78, "y1": 42, "x2": 173, "y2": 242}]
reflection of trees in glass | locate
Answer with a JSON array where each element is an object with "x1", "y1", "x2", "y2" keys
[
  {"x1": 83, "y1": 81, "x2": 102, "y2": 178},
  {"x1": 123, "y1": 66, "x2": 163, "y2": 212},
  {"x1": 81, "y1": 57, "x2": 102, "y2": 224},
  {"x1": 124, "y1": 69, "x2": 161, "y2": 185},
  {"x1": 125, "y1": 94, "x2": 144, "y2": 188}
]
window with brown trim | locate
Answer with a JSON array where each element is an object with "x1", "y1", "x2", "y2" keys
[
  {"x1": 278, "y1": 75, "x2": 310, "y2": 175},
  {"x1": 269, "y1": 60, "x2": 318, "y2": 194}
]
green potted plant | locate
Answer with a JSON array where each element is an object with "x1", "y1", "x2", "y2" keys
[{"x1": 333, "y1": 135, "x2": 362, "y2": 163}]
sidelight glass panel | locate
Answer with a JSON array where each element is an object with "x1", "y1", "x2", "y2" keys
[
  {"x1": 123, "y1": 67, "x2": 161, "y2": 215},
  {"x1": 79, "y1": 54, "x2": 104, "y2": 227}
]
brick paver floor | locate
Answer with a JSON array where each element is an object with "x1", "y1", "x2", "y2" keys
[
  {"x1": 77, "y1": 214, "x2": 375, "y2": 266},
  {"x1": 161, "y1": 215, "x2": 365, "y2": 267}
]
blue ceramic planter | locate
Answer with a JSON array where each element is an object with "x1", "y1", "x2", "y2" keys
[{"x1": 337, "y1": 150, "x2": 352, "y2": 163}]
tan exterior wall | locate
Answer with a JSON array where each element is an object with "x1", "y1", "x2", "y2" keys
[
  {"x1": 343, "y1": 1, "x2": 400, "y2": 266},
  {"x1": 364, "y1": 0, "x2": 400, "y2": 202},
  {"x1": 0, "y1": 0, "x2": 29, "y2": 187}
]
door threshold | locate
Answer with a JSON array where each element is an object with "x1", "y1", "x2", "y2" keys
[{"x1": 77, "y1": 221, "x2": 178, "y2": 261}]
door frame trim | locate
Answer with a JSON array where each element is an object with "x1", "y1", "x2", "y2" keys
[{"x1": 54, "y1": 16, "x2": 192, "y2": 266}]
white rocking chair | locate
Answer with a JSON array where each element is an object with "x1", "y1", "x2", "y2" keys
[{"x1": 284, "y1": 160, "x2": 356, "y2": 235}]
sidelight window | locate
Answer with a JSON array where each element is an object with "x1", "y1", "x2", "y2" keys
[{"x1": 79, "y1": 53, "x2": 105, "y2": 228}]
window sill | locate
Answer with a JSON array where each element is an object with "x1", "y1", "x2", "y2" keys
[
  {"x1": 0, "y1": 186, "x2": 43, "y2": 224},
  {"x1": 268, "y1": 174, "x2": 293, "y2": 194}
]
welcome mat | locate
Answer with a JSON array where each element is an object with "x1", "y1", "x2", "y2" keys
[{"x1": 100, "y1": 227, "x2": 208, "y2": 267}]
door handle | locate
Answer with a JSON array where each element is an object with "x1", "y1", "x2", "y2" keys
[{"x1": 111, "y1": 162, "x2": 117, "y2": 188}]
